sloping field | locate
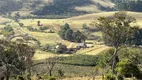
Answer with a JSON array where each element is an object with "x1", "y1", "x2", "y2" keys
[
  {"x1": 76, "y1": 45, "x2": 110, "y2": 55},
  {"x1": 26, "y1": 32, "x2": 70, "y2": 45},
  {"x1": 0, "y1": 16, "x2": 12, "y2": 24},
  {"x1": 20, "y1": 11, "x2": 142, "y2": 30},
  {"x1": 33, "y1": 45, "x2": 110, "y2": 60},
  {"x1": 1, "y1": 11, "x2": 142, "y2": 60},
  {"x1": 75, "y1": 0, "x2": 115, "y2": 13},
  {"x1": 33, "y1": 50, "x2": 71, "y2": 60},
  {"x1": 67, "y1": 11, "x2": 142, "y2": 27},
  {"x1": 20, "y1": 11, "x2": 142, "y2": 60},
  {"x1": 68, "y1": 11, "x2": 142, "y2": 20}
]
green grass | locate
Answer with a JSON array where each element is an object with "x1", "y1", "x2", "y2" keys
[
  {"x1": 33, "y1": 54, "x2": 99, "y2": 77},
  {"x1": 1, "y1": 11, "x2": 142, "y2": 60},
  {"x1": 58, "y1": 54, "x2": 98, "y2": 66},
  {"x1": 32, "y1": 63, "x2": 95, "y2": 77}
]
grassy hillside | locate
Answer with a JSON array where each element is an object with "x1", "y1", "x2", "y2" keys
[
  {"x1": 75, "y1": 0, "x2": 115, "y2": 13},
  {"x1": 68, "y1": 11, "x2": 142, "y2": 20},
  {"x1": 0, "y1": 0, "x2": 115, "y2": 18},
  {"x1": 69, "y1": 11, "x2": 142, "y2": 27},
  {"x1": 32, "y1": 0, "x2": 115, "y2": 15},
  {"x1": 21, "y1": 11, "x2": 142, "y2": 29},
  {"x1": 1, "y1": 11, "x2": 142, "y2": 61},
  {"x1": 1, "y1": 0, "x2": 142, "y2": 19},
  {"x1": 1, "y1": 8, "x2": 142, "y2": 79}
]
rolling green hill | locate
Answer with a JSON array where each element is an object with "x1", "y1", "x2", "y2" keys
[
  {"x1": 0, "y1": 0, "x2": 142, "y2": 18},
  {"x1": 1, "y1": 0, "x2": 115, "y2": 17}
]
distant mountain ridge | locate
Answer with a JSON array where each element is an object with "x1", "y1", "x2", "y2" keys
[
  {"x1": 0, "y1": 0, "x2": 142, "y2": 18},
  {"x1": 0, "y1": 0, "x2": 115, "y2": 14},
  {"x1": 32, "y1": 0, "x2": 115, "y2": 16}
]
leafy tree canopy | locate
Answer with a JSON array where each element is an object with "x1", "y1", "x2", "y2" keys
[{"x1": 0, "y1": 40, "x2": 35, "y2": 80}]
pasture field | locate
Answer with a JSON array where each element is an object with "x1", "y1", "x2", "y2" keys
[
  {"x1": 20, "y1": 11, "x2": 142, "y2": 30},
  {"x1": 1, "y1": 11, "x2": 141, "y2": 60},
  {"x1": 1, "y1": 11, "x2": 142, "y2": 60},
  {"x1": 33, "y1": 45, "x2": 109, "y2": 60},
  {"x1": 0, "y1": 11, "x2": 141, "y2": 79},
  {"x1": 33, "y1": 54, "x2": 98, "y2": 77}
]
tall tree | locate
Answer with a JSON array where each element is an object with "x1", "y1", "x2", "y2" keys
[
  {"x1": 14, "y1": 12, "x2": 21, "y2": 22},
  {"x1": 45, "y1": 57, "x2": 59, "y2": 76},
  {"x1": 65, "y1": 29, "x2": 73, "y2": 41},
  {"x1": 133, "y1": 29, "x2": 142, "y2": 46},
  {"x1": 92, "y1": 11, "x2": 137, "y2": 73},
  {"x1": 59, "y1": 23, "x2": 70, "y2": 39},
  {"x1": 0, "y1": 40, "x2": 35, "y2": 80},
  {"x1": 73, "y1": 30, "x2": 87, "y2": 43}
]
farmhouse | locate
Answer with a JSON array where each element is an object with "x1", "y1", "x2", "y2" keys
[
  {"x1": 77, "y1": 43, "x2": 86, "y2": 48},
  {"x1": 67, "y1": 42, "x2": 94, "y2": 50},
  {"x1": 85, "y1": 42, "x2": 94, "y2": 48}
]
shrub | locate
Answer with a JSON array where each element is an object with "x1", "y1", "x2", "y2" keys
[
  {"x1": 42, "y1": 75, "x2": 56, "y2": 80},
  {"x1": 115, "y1": 59, "x2": 142, "y2": 79},
  {"x1": 27, "y1": 27, "x2": 38, "y2": 31},
  {"x1": 58, "y1": 69, "x2": 64, "y2": 78},
  {"x1": 47, "y1": 29, "x2": 55, "y2": 33},
  {"x1": 56, "y1": 43, "x2": 67, "y2": 53},
  {"x1": 48, "y1": 76, "x2": 56, "y2": 80},
  {"x1": 41, "y1": 44, "x2": 55, "y2": 52},
  {"x1": 18, "y1": 23, "x2": 24, "y2": 27},
  {"x1": 4, "y1": 25, "x2": 13, "y2": 32},
  {"x1": 16, "y1": 75, "x2": 25, "y2": 80},
  {"x1": 82, "y1": 23, "x2": 89, "y2": 29},
  {"x1": 1, "y1": 25, "x2": 14, "y2": 36},
  {"x1": 39, "y1": 26, "x2": 48, "y2": 31},
  {"x1": 117, "y1": 75, "x2": 124, "y2": 80},
  {"x1": 105, "y1": 73, "x2": 116, "y2": 80}
]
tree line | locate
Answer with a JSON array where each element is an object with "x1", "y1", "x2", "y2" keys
[
  {"x1": 113, "y1": 0, "x2": 142, "y2": 12},
  {"x1": 59, "y1": 23, "x2": 87, "y2": 43}
]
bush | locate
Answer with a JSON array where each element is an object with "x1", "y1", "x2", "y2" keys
[
  {"x1": 82, "y1": 23, "x2": 89, "y2": 29},
  {"x1": 41, "y1": 44, "x2": 55, "y2": 52},
  {"x1": 1, "y1": 25, "x2": 14, "y2": 36},
  {"x1": 42, "y1": 75, "x2": 56, "y2": 80},
  {"x1": 117, "y1": 75, "x2": 124, "y2": 80},
  {"x1": 47, "y1": 30, "x2": 55, "y2": 33},
  {"x1": 4, "y1": 25, "x2": 13, "y2": 32},
  {"x1": 39, "y1": 26, "x2": 48, "y2": 31},
  {"x1": 27, "y1": 27, "x2": 38, "y2": 31},
  {"x1": 105, "y1": 73, "x2": 116, "y2": 80},
  {"x1": 16, "y1": 75, "x2": 25, "y2": 80},
  {"x1": 56, "y1": 43, "x2": 67, "y2": 53},
  {"x1": 48, "y1": 76, "x2": 56, "y2": 80},
  {"x1": 18, "y1": 23, "x2": 24, "y2": 27},
  {"x1": 115, "y1": 59, "x2": 142, "y2": 79},
  {"x1": 58, "y1": 69, "x2": 64, "y2": 78}
]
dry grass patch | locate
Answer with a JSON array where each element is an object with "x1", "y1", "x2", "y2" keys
[
  {"x1": 33, "y1": 50, "x2": 71, "y2": 60},
  {"x1": 76, "y1": 45, "x2": 110, "y2": 55}
]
